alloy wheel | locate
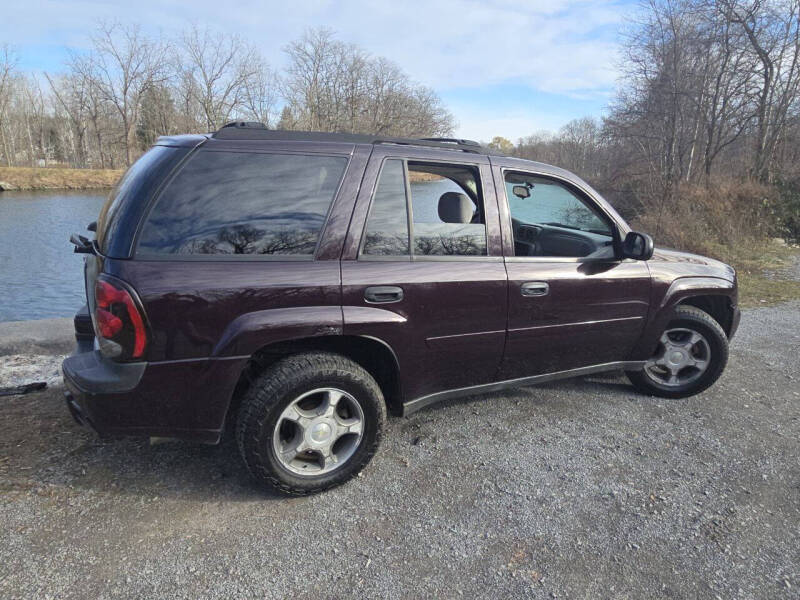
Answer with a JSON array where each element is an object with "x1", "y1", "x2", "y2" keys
[
  {"x1": 644, "y1": 327, "x2": 711, "y2": 387},
  {"x1": 272, "y1": 388, "x2": 364, "y2": 476}
]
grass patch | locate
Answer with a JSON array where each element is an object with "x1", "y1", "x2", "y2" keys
[
  {"x1": 705, "y1": 241, "x2": 800, "y2": 307},
  {"x1": 737, "y1": 274, "x2": 800, "y2": 307},
  {"x1": 0, "y1": 166, "x2": 123, "y2": 191}
]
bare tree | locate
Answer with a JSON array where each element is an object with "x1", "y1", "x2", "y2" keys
[
  {"x1": 694, "y1": 3, "x2": 757, "y2": 178},
  {"x1": 283, "y1": 28, "x2": 343, "y2": 131},
  {"x1": 723, "y1": 0, "x2": 800, "y2": 181},
  {"x1": 20, "y1": 75, "x2": 49, "y2": 165},
  {"x1": 83, "y1": 21, "x2": 169, "y2": 165},
  {"x1": 178, "y1": 25, "x2": 261, "y2": 130},
  {"x1": 239, "y1": 56, "x2": 278, "y2": 127},
  {"x1": 46, "y1": 72, "x2": 91, "y2": 167},
  {"x1": 0, "y1": 44, "x2": 17, "y2": 165},
  {"x1": 283, "y1": 28, "x2": 454, "y2": 137}
]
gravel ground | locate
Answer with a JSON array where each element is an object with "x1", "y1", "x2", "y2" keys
[{"x1": 1, "y1": 304, "x2": 799, "y2": 599}]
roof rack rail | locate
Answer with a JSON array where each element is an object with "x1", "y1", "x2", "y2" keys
[
  {"x1": 217, "y1": 121, "x2": 268, "y2": 131},
  {"x1": 372, "y1": 138, "x2": 486, "y2": 154},
  {"x1": 419, "y1": 137, "x2": 482, "y2": 147},
  {"x1": 211, "y1": 122, "x2": 503, "y2": 155}
]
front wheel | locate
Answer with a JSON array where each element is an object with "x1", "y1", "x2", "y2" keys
[
  {"x1": 236, "y1": 352, "x2": 386, "y2": 495},
  {"x1": 626, "y1": 305, "x2": 729, "y2": 399}
]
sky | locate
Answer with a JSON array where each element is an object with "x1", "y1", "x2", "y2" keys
[{"x1": 1, "y1": 0, "x2": 636, "y2": 142}]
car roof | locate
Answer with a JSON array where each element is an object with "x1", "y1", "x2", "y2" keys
[
  {"x1": 155, "y1": 121, "x2": 504, "y2": 155},
  {"x1": 152, "y1": 123, "x2": 587, "y2": 183}
]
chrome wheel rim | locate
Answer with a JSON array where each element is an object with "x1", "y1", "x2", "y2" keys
[
  {"x1": 272, "y1": 388, "x2": 364, "y2": 477},
  {"x1": 644, "y1": 327, "x2": 711, "y2": 387}
]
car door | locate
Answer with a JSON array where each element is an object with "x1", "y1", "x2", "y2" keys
[
  {"x1": 341, "y1": 146, "x2": 508, "y2": 405},
  {"x1": 492, "y1": 160, "x2": 651, "y2": 380}
]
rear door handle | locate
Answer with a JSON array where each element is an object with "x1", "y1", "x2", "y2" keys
[
  {"x1": 521, "y1": 281, "x2": 549, "y2": 297},
  {"x1": 364, "y1": 286, "x2": 404, "y2": 304}
]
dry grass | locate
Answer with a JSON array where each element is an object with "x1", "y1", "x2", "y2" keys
[
  {"x1": 630, "y1": 180, "x2": 800, "y2": 307},
  {"x1": 633, "y1": 180, "x2": 776, "y2": 256},
  {"x1": 0, "y1": 166, "x2": 123, "y2": 190},
  {"x1": 407, "y1": 170, "x2": 444, "y2": 183},
  {"x1": 712, "y1": 242, "x2": 800, "y2": 307}
]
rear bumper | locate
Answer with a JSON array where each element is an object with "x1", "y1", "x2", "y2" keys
[
  {"x1": 63, "y1": 349, "x2": 147, "y2": 395},
  {"x1": 62, "y1": 344, "x2": 246, "y2": 444},
  {"x1": 62, "y1": 349, "x2": 147, "y2": 438}
]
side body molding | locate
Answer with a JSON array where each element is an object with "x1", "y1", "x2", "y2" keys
[{"x1": 631, "y1": 276, "x2": 736, "y2": 360}]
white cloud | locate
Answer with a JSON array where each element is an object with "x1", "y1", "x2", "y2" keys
[
  {"x1": 295, "y1": 0, "x2": 626, "y2": 96},
  {"x1": 5, "y1": 0, "x2": 625, "y2": 98},
  {"x1": 448, "y1": 105, "x2": 572, "y2": 142}
]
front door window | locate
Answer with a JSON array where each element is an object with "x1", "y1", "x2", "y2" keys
[{"x1": 504, "y1": 172, "x2": 615, "y2": 259}]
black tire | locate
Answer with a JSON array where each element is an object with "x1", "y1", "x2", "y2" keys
[
  {"x1": 626, "y1": 305, "x2": 729, "y2": 399},
  {"x1": 236, "y1": 352, "x2": 386, "y2": 495}
]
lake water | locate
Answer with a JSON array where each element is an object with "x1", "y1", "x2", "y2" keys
[{"x1": 0, "y1": 190, "x2": 107, "y2": 322}]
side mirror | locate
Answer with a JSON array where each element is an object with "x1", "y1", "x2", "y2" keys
[
  {"x1": 622, "y1": 231, "x2": 654, "y2": 260},
  {"x1": 512, "y1": 185, "x2": 530, "y2": 199}
]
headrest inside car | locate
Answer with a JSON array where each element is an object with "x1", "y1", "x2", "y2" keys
[{"x1": 438, "y1": 192, "x2": 473, "y2": 224}]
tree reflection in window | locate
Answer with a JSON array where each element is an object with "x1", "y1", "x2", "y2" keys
[
  {"x1": 413, "y1": 231, "x2": 485, "y2": 256},
  {"x1": 362, "y1": 159, "x2": 410, "y2": 256},
  {"x1": 178, "y1": 225, "x2": 318, "y2": 255},
  {"x1": 408, "y1": 163, "x2": 486, "y2": 256},
  {"x1": 138, "y1": 151, "x2": 347, "y2": 256}
]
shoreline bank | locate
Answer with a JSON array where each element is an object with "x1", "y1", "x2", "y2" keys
[{"x1": 0, "y1": 166, "x2": 122, "y2": 191}]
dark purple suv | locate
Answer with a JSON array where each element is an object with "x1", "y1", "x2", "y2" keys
[{"x1": 63, "y1": 122, "x2": 740, "y2": 494}]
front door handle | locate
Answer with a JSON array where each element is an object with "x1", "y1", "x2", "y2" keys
[
  {"x1": 521, "y1": 281, "x2": 549, "y2": 297},
  {"x1": 364, "y1": 286, "x2": 404, "y2": 304}
]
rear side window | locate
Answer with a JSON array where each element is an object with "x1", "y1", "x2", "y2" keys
[
  {"x1": 362, "y1": 160, "x2": 410, "y2": 256},
  {"x1": 408, "y1": 162, "x2": 486, "y2": 256},
  {"x1": 137, "y1": 151, "x2": 348, "y2": 256},
  {"x1": 361, "y1": 159, "x2": 487, "y2": 257}
]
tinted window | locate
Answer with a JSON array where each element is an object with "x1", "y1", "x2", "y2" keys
[
  {"x1": 97, "y1": 145, "x2": 181, "y2": 255},
  {"x1": 362, "y1": 159, "x2": 410, "y2": 256},
  {"x1": 408, "y1": 162, "x2": 486, "y2": 256},
  {"x1": 137, "y1": 151, "x2": 347, "y2": 256},
  {"x1": 505, "y1": 172, "x2": 614, "y2": 258}
]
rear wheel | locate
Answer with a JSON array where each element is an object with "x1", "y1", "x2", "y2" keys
[
  {"x1": 236, "y1": 352, "x2": 386, "y2": 495},
  {"x1": 626, "y1": 305, "x2": 728, "y2": 398}
]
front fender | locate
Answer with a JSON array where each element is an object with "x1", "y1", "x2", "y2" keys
[{"x1": 630, "y1": 276, "x2": 736, "y2": 360}]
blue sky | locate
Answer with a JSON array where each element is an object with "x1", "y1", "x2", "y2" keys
[{"x1": 2, "y1": 0, "x2": 635, "y2": 142}]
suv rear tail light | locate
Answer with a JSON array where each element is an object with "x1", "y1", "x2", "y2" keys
[{"x1": 94, "y1": 277, "x2": 148, "y2": 360}]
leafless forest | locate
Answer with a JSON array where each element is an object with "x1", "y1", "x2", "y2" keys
[
  {"x1": 0, "y1": 0, "x2": 798, "y2": 248},
  {"x1": 0, "y1": 25, "x2": 453, "y2": 170}
]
